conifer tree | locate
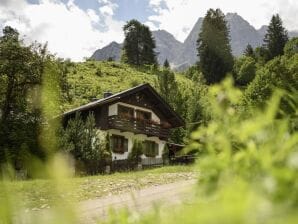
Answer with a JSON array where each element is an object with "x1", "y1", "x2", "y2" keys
[
  {"x1": 244, "y1": 44, "x2": 254, "y2": 57},
  {"x1": 140, "y1": 25, "x2": 157, "y2": 65},
  {"x1": 163, "y1": 59, "x2": 170, "y2": 68},
  {"x1": 122, "y1": 19, "x2": 156, "y2": 66},
  {"x1": 197, "y1": 9, "x2": 234, "y2": 84},
  {"x1": 263, "y1": 14, "x2": 288, "y2": 60},
  {"x1": 122, "y1": 20, "x2": 142, "y2": 65}
]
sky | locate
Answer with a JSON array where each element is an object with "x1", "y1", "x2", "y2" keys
[{"x1": 0, "y1": 0, "x2": 297, "y2": 61}]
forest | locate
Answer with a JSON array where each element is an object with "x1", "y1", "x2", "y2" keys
[{"x1": 0, "y1": 7, "x2": 298, "y2": 224}]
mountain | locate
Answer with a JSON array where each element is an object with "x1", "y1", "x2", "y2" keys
[
  {"x1": 90, "y1": 13, "x2": 298, "y2": 70},
  {"x1": 174, "y1": 17, "x2": 203, "y2": 67},
  {"x1": 173, "y1": 13, "x2": 264, "y2": 69},
  {"x1": 258, "y1": 25, "x2": 298, "y2": 38},
  {"x1": 153, "y1": 30, "x2": 183, "y2": 66},
  {"x1": 289, "y1": 31, "x2": 298, "y2": 38},
  {"x1": 226, "y1": 13, "x2": 264, "y2": 56},
  {"x1": 91, "y1": 41, "x2": 122, "y2": 61},
  {"x1": 90, "y1": 30, "x2": 183, "y2": 65},
  {"x1": 257, "y1": 25, "x2": 268, "y2": 38}
]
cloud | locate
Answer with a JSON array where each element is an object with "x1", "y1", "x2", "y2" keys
[
  {"x1": 148, "y1": 0, "x2": 298, "y2": 42},
  {"x1": 0, "y1": 0, "x2": 125, "y2": 61},
  {"x1": 99, "y1": 0, "x2": 118, "y2": 16}
]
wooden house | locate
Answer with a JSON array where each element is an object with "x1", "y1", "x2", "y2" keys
[{"x1": 62, "y1": 83, "x2": 184, "y2": 165}]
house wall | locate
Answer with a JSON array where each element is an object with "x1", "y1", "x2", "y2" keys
[
  {"x1": 108, "y1": 102, "x2": 160, "y2": 123},
  {"x1": 106, "y1": 102, "x2": 166, "y2": 161},
  {"x1": 107, "y1": 129, "x2": 166, "y2": 161}
]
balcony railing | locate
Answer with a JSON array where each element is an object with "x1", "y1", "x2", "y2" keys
[{"x1": 108, "y1": 115, "x2": 170, "y2": 139}]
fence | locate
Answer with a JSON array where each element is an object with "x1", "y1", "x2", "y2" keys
[
  {"x1": 74, "y1": 155, "x2": 197, "y2": 175},
  {"x1": 169, "y1": 155, "x2": 197, "y2": 165}
]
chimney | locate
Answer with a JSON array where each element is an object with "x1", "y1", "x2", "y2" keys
[{"x1": 103, "y1": 91, "x2": 113, "y2": 98}]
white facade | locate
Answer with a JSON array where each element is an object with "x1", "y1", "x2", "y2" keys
[
  {"x1": 107, "y1": 129, "x2": 166, "y2": 161},
  {"x1": 107, "y1": 102, "x2": 165, "y2": 161}
]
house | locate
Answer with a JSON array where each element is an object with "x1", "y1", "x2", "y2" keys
[{"x1": 62, "y1": 83, "x2": 184, "y2": 166}]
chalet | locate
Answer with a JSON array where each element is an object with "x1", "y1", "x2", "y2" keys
[{"x1": 62, "y1": 83, "x2": 184, "y2": 166}]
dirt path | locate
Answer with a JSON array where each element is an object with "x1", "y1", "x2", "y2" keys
[{"x1": 79, "y1": 179, "x2": 197, "y2": 223}]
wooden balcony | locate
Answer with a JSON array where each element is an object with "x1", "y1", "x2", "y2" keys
[{"x1": 108, "y1": 115, "x2": 170, "y2": 139}]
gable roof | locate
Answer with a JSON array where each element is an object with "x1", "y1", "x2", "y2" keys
[{"x1": 63, "y1": 83, "x2": 184, "y2": 128}]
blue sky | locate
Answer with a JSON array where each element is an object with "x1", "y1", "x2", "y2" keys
[
  {"x1": 1, "y1": 0, "x2": 297, "y2": 61},
  {"x1": 77, "y1": 0, "x2": 158, "y2": 23},
  {"x1": 27, "y1": 0, "x2": 161, "y2": 24}
]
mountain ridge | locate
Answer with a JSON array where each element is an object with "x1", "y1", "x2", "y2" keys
[{"x1": 90, "y1": 13, "x2": 298, "y2": 70}]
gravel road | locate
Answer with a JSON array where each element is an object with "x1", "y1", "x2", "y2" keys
[{"x1": 79, "y1": 179, "x2": 197, "y2": 223}]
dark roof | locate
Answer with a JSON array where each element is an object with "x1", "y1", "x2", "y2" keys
[{"x1": 63, "y1": 83, "x2": 184, "y2": 128}]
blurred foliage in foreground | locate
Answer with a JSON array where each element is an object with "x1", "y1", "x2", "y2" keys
[
  {"x1": 1, "y1": 77, "x2": 298, "y2": 223},
  {"x1": 99, "y1": 79, "x2": 298, "y2": 224}
]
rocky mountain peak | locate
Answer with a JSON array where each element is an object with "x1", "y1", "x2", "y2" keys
[{"x1": 90, "y1": 13, "x2": 297, "y2": 70}]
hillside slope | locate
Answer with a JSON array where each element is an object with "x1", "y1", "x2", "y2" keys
[{"x1": 64, "y1": 61, "x2": 193, "y2": 111}]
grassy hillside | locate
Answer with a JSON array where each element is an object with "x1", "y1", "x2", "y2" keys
[{"x1": 63, "y1": 61, "x2": 194, "y2": 111}]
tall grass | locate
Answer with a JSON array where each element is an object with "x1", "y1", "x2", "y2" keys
[{"x1": 1, "y1": 77, "x2": 297, "y2": 223}]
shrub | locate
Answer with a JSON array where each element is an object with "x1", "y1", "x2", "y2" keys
[
  {"x1": 162, "y1": 144, "x2": 169, "y2": 163},
  {"x1": 128, "y1": 140, "x2": 143, "y2": 165},
  {"x1": 130, "y1": 80, "x2": 140, "y2": 87},
  {"x1": 284, "y1": 37, "x2": 298, "y2": 57},
  {"x1": 60, "y1": 112, "x2": 110, "y2": 174},
  {"x1": 95, "y1": 67, "x2": 102, "y2": 76},
  {"x1": 243, "y1": 55, "x2": 298, "y2": 116},
  {"x1": 233, "y1": 56, "x2": 256, "y2": 85}
]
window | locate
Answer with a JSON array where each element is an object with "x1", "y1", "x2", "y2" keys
[
  {"x1": 110, "y1": 135, "x2": 128, "y2": 154},
  {"x1": 143, "y1": 141, "x2": 159, "y2": 157},
  {"x1": 118, "y1": 105, "x2": 134, "y2": 119},
  {"x1": 136, "y1": 110, "x2": 151, "y2": 121}
]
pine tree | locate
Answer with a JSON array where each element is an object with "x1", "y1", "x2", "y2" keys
[
  {"x1": 122, "y1": 20, "x2": 142, "y2": 65},
  {"x1": 122, "y1": 19, "x2": 156, "y2": 66},
  {"x1": 197, "y1": 9, "x2": 234, "y2": 84},
  {"x1": 244, "y1": 44, "x2": 254, "y2": 57},
  {"x1": 264, "y1": 14, "x2": 288, "y2": 60},
  {"x1": 140, "y1": 25, "x2": 157, "y2": 65},
  {"x1": 163, "y1": 59, "x2": 170, "y2": 68}
]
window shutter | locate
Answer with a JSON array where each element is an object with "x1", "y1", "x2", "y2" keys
[{"x1": 155, "y1": 143, "x2": 159, "y2": 156}]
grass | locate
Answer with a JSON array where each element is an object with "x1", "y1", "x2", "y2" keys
[
  {"x1": 1, "y1": 165, "x2": 196, "y2": 210},
  {"x1": 64, "y1": 61, "x2": 194, "y2": 111}
]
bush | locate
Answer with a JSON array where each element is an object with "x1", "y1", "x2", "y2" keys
[
  {"x1": 233, "y1": 56, "x2": 256, "y2": 85},
  {"x1": 243, "y1": 55, "x2": 298, "y2": 116},
  {"x1": 60, "y1": 112, "x2": 111, "y2": 174},
  {"x1": 128, "y1": 140, "x2": 143, "y2": 165},
  {"x1": 284, "y1": 37, "x2": 298, "y2": 57},
  {"x1": 162, "y1": 144, "x2": 169, "y2": 164},
  {"x1": 95, "y1": 67, "x2": 102, "y2": 76}
]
